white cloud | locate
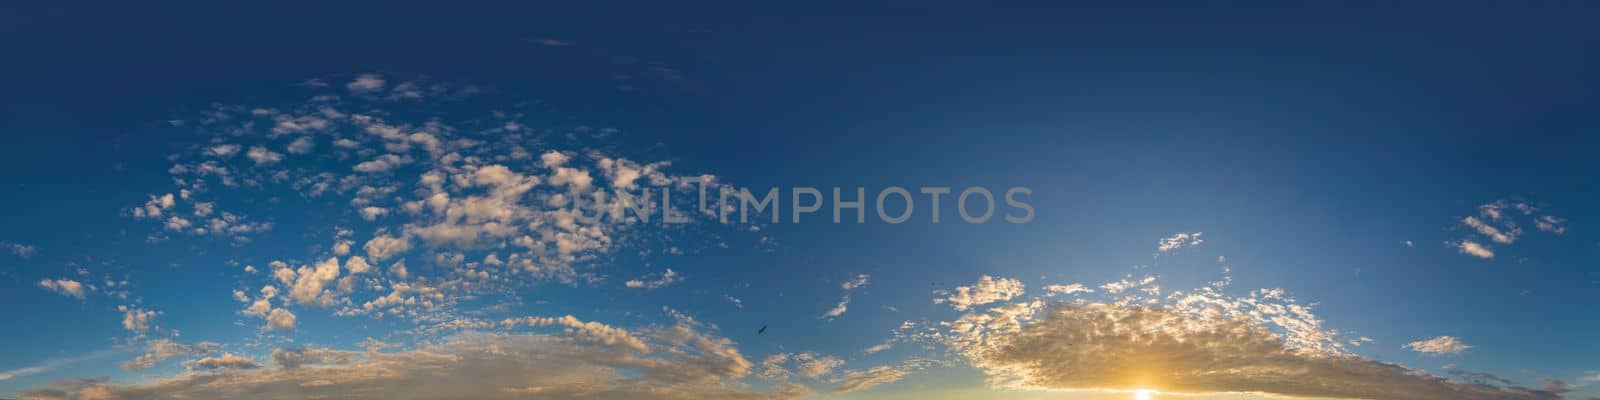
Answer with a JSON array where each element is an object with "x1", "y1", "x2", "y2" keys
[
  {"x1": 1463, "y1": 216, "x2": 1518, "y2": 244},
  {"x1": 822, "y1": 274, "x2": 871, "y2": 319},
  {"x1": 120, "y1": 306, "x2": 159, "y2": 334},
  {"x1": 290, "y1": 257, "x2": 343, "y2": 307},
  {"x1": 1406, "y1": 336, "x2": 1472, "y2": 355},
  {"x1": 246, "y1": 146, "x2": 283, "y2": 165},
  {"x1": 1456, "y1": 240, "x2": 1495, "y2": 259},
  {"x1": 266, "y1": 308, "x2": 297, "y2": 331},
  {"x1": 363, "y1": 233, "x2": 411, "y2": 261},
  {"x1": 935, "y1": 275, "x2": 1025, "y2": 311},
  {"x1": 624, "y1": 268, "x2": 684, "y2": 289},
  {"x1": 208, "y1": 144, "x2": 240, "y2": 157},
  {"x1": 1043, "y1": 283, "x2": 1093, "y2": 295},
  {"x1": 38, "y1": 278, "x2": 88, "y2": 299},
  {"x1": 1535, "y1": 215, "x2": 1566, "y2": 235},
  {"x1": 1157, "y1": 231, "x2": 1204, "y2": 252},
  {"x1": 359, "y1": 206, "x2": 389, "y2": 221}
]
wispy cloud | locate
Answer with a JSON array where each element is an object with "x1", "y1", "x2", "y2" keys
[{"x1": 822, "y1": 274, "x2": 870, "y2": 319}]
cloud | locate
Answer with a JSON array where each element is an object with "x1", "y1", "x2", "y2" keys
[
  {"x1": 1406, "y1": 336, "x2": 1472, "y2": 355},
  {"x1": 1535, "y1": 215, "x2": 1566, "y2": 235},
  {"x1": 1043, "y1": 283, "x2": 1093, "y2": 296},
  {"x1": 266, "y1": 308, "x2": 296, "y2": 331},
  {"x1": 935, "y1": 275, "x2": 1025, "y2": 311},
  {"x1": 122, "y1": 339, "x2": 215, "y2": 371},
  {"x1": 830, "y1": 365, "x2": 910, "y2": 393},
  {"x1": 1450, "y1": 200, "x2": 1569, "y2": 259},
  {"x1": 2, "y1": 241, "x2": 36, "y2": 258},
  {"x1": 38, "y1": 278, "x2": 89, "y2": 299},
  {"x1": 1456, "y1": 240, "x2": 1496, "y2": 259},
  {"x1": 245, "y1": 146, "x2": 282, "y2": 165},
  {"x1": 25, "y1": 310, "x2": 785, "y2": 400},
  {"x1": 625, "y1": 268, "x2": 685, "y2": 290},
  {"x1": 934, "y1": 276, "x2": 1560, "y2": 400},
  {"x1": 187, "y1": 353, "x2": 260, "y2": 370},
  {"x1": 1157, "y1": 231, "x2": 1204, "y2": 252},
  {"x1": 346, "y1": 73, "x2": 386, "y2": 92},
  {"x1": 822, "y1": 274, "x2": 871, "y2": 319},
  {"x1": 1, "y1": 349, "x2": 120, "y2": 382},
  {"x1": 1463, "y1": 216, "x2": 1519, "y2": 244},
  {"x1": 120, "y1": 306, "x2": 159, "y2": 334},
  {"x1": 529, "y1": 37, "x2": 576, "y2": 47}
]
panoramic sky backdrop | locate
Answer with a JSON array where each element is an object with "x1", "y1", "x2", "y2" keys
[{"x1": 1, "y1": 2, "x2": 1597, "y2": 399}]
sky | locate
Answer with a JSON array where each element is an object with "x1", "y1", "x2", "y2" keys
[{"x1": 1, "y1": 2, "x2": 1598, "y2": 399}]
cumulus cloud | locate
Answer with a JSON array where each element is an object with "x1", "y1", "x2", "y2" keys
[
  {"x1": 624, "y1": 268, "x2": 684, "y2": 290},
  {"x1": 266, "y1": 308, "x2": 296, "y2": 331},
  {"x1": 1456, "y1": 240, "x2": 1496, "y2": 259},
  {"x1": 38, "y1": 278, "x2": 89, "y2": 299},
  {"x1": 119, "y1": 306, "x2": 159, "y2": 334},
  {"x1": 245, "y1": 146, "x2": 282, "y2": 165},
  {"x1": 1157, "y1": 231, "x2": 1204, "y2": 252},
  {"x1": 933, "y1": 275, "x2": 1559, "y2": 400},
  {"x1": 1406, "y1": 336, "x2": 1472, "y2": 355},
  {"x1": 935, "y1": 275, "x2": 1025, "y2": 311}
]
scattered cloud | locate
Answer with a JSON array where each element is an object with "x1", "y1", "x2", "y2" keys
[
  {"x1": 1455, "y1": 240, "x2": 1496, "y2": 259},
  {"x1": 1043, "y1": 283, "x2": 1093, "y2": 296},
  {"x1": 346, "y1": 73, "x2": 386, "y2": 92},
  {"x1": 1406, "y1": 336, "x2": 1473, "y2": 355},
  {"x1": 1450, "y1": 200, "x2": 1568, "y2": 259},
  {"x1": 38, "y1": 278, "x2": 89, "y2": 299},
  {"x1": 3, "y1": 241, "x2": 37, "y2": 258},
  {"x1": 932, "y1": 275, "x2": 1558, "y2": 400},
  {"x1": 934, "y1": 275, "x2": 1025, "y2": 311},
  {"x1": 1157, "y1": 231, "x2": 1204, "y2": 252},
  {"x1": 625, "y1": 268, "x2": 685, "y2": 290},
  {"x1": 822, "y1": 274, "x2": 870, "y2": 319}
]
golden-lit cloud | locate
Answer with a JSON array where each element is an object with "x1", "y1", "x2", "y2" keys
[{"x1": 935, "y1": 276, "x2": 1565, "y2": 400}]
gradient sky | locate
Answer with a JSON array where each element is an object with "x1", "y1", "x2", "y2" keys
[{"x1": 1, "y1": 2, "x2": 1597, "y2": 399}]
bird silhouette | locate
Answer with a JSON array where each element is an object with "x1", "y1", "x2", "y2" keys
[{"x1": 757, "y1": 324, "x2": 768, "y2": 335}]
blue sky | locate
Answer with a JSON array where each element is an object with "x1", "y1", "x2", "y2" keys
[{"x1": 1, "y1": 2, "x2": 1597, "y2": 399}]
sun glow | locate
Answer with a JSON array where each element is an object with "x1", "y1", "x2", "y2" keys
[{"x1": 1132, "y1": 389, "x2": 1156, "y2": 400}]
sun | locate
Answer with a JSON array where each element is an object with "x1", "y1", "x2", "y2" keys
[{"x1": 1132, "y1": 389, "x2": 1157, "y2": 400}]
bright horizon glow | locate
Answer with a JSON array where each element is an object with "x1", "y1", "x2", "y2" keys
[{"x1": 1133, "y1": 389, "x2": 1156, "y2": 400}]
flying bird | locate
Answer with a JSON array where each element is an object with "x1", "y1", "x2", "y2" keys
[{"x1": 757, "y1": 324, "x2": 767, "y2": 335}]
